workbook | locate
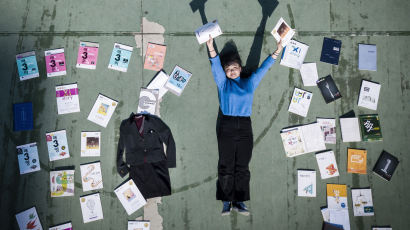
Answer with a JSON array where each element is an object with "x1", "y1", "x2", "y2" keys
[
  {"x1": 297, "y1": 170, "x2": 316, "y2": 197},
  {"x1": 300, "y1": 63, "x2": 319, "y2": 87},
  {"x1": 76, "y1": 41, "x2": 99, "y2": 69},
  {"x1": 373, "y1": 150, "x2": 399, "y2": 181},
  {"x1": 358, "y1": 44, "x2": 377, "y2": 71},
  {"x1": 50, "y1": 169, "x2": 75, "y2": 197},
  {"x1": 114, "y1": 179, "x2": 147, "y2": 215},
  {"x1": 87, "y1": 94, "x2": 118, "y2": 128},
  {"x1": 13, "y1": 102, "x2": 33, "y2": 131},
  {"x1": 46, "y1": 130, "x2": 70, "y2": 161},
  {"x1": 317, "y1": 75, "x2": 342, "y2": 104},
  {"x1": 137, "y1": 88, "x2": 159, "y2": 115},
  {"x1": 288, "y1": 88, "x2": 312, "y2": 117},
  {"x1": 49, "y1": 222, "x2": 72, "y2": 230},
  {"x1": 147, "y1": 70, "x2": 170, "y2": 100},
  {"x1": 280, "y1": 40, "x2": 309, "y2": 70},
  {"x1": 80, "y1": 193, "x2": 104, "y2": 223},
  {"x1": 320, "y1": 37, "x2": 342, "y2": 65},
  {"x1": 144, "y1": 42, "x2": 166, "y2": 71},
  {"x1": 347, "y1": 148, "x2": 367, "y2": 174},
  {"x1": 316, "y1": 150, "x2": 339, "y2": 179},
  {"x1": 271, "y1": 17, "x2": 295, "y2": 46},
  {"x1": 195, "y1": 20, "x2": 223, "y2": 44},
  {"x1": 55, "y1": 83, "x2": 80, "y2": 115},
  {"x1": 358, "y1": 80, "x2": 381, "y2": 110},
  {"x1": 16, "y1": 51, "x2": 39, "y2": 81},
  {"x1": 128, "y1": 221, "x2": 151, "y2": 230},
  {"x1": 80, "y1": 162, "x2": 103, "y2": 192},
  {"x1": 16, "y1": 142, "x2": 40, "y2": 175},
  {"x1": 45, "y1": 48, "x2": 66, "y2": 77},
  {"x1": 165, "y1": 65, "x2": 192, "y2": 96},
  {"x1": 351, "y1": 188, "x2": 374, "y2": 216},
  {"x1": 317, "y1": 118, "x2": 336, "y2": 144},
  {"x1": 81, "y1": 132, "x2": 101, "y2": 157},
  {"x1": 15, "y1": 207, "x2": 43, "y2": 230},
  {"x1": 108, "y1": 43, "x2": 133, "y2": 72},
  {"x1": 359, "y1": 114, "x2": 383, "y2": 141}
]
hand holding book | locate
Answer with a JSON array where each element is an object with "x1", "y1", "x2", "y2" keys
[{"x1": 207, "y1": 35, "x2": 216, "y2": 58}]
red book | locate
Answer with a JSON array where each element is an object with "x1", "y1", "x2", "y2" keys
[{"x1": 144, "y1": 43, "x2": 166, "y2": 71}]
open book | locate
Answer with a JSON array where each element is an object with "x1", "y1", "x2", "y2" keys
[
  {"x1": 271, "y1": 17, "x2": 295, "y2": 46},
  {"x1": 195, "y1": 20, "x2": 222, "y2": 44}
]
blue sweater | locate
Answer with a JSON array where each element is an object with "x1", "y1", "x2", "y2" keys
[{"x1": 210, "y1": 55, "x2": 276, "y2": 116}]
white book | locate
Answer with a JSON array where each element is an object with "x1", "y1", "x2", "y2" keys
[
  {"x1": 280, "y1": 40, "x2": 309, "y2": 70},
  {"x1": 329, "y1": 209, "x2": 350, "y2": 230},
  {"x1": 327, "y1": 184, "x2": 348, "y2": 210},
  {"x1": 114, "y1": 179, "x2": 147, "y2": 215},
  {"x1": 280, "y1": 123, "x2": 326, "y2": 157},
  {"x1": 340, "y1": 117, "x2": 361, "y2": 142},
  {"x1": 50, "y1": 170, "x2": 75, "y2": 197},
  {"x1": 164, "y1": 65, "x2": 192, "y2": 96},
  {"x1": 15, "y1": 207, "x2": 43, "y2": 230},
  {"x1": 317, "y1": 118, "x2": 336, "y2": 144},
  {"x1": 357, "y1": 80, "x2": 381, "y2": 110},
  {"x1": 372, "y1": 228, "x2": 392, "y2": 230},
  {"x1": 80, "y1": 162, "x2": 103, "y2": 192},
  {"x1": 128, "y1": 221, "x2": 150, "y2": 230},
  {"x1": 80, "y1": 193, "x2": 104, "y2": 223},
  {"x1": 271, "y1": 17, "x2": 295, "y2": 46},
  {"x1": 351, "y1": 189, "x2": 374, "y2": 216},
  {"x1": 55, "y1": 84, "x2": 80, "y2": 115},
  {"x1": 195, "y1": 20, "x2": 223, "y2": 44},
  {"x1": 358, "y1": 44, "x2": 377, "y2": 71},
  {"x1": 320, "y1": 207, "x2": 330, "y2": 222},
  {"x1": 297, "y1": 170, "x2": 316, "y2": 197},
  {"x1": 316, "y1": 150, "x2": 339, "y2": 179},
  {"x1": 300, "y1": 63, "x2": 318, "y2": 86},
  {"x1": 147, "y1": 70, "x2": 169, "y2": 100},
  {"x1": 108, "y1": 43, "x2": 133, "y2": 72},
  {"x1": 81, "y1": 132, "x2": 101, "y2": 157},
  {"x1": 46, "y1": 130, "x2": 70, "y2": 161},
  {"x1": 16, "y1": 142, "x2": 41, "y2": 174},
  {"x1": 87, "y1": 94, "x2": 118, "y2": 128},
  {"x1": 137, "y1": 88, "x2": 159, "y2": 115},
  {"x1": 49, "y1": 222, "x2": 72, "y2": 230},
  {"x1": 288, "y1": 88, "x2": 312, "y2": 117}
]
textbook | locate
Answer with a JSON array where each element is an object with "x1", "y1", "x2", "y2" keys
[
  {"x1": 87, "y1": 94, "x2": 118, "y2": 128},
  {"x1": 300, "y1": 63, "x2": 319, "y2": 87},
  {"x1": 49, "y1": 222, "x2": 72, "y2": 230},
  {"x1": 16, "y1": 51, "x2": 39, "y2": 81},
  {"x1": 46, "y1": 130, "x2": 70, "y2": 161},
  {"x1": 80, "y1": 193, "x2": 103, "y2": 223},
  {"x1": 144, "y1": 42, "x2": 166, "y2": 71},
  {"x1": 280, "y1": 40, "x2": 309, "y2": 70},
  {"x1": 55, "y1": 83, "x2": 80, "y2": 115},
  {"x1": 108, "y1": 43, "x2": 133, "y2": 72},
  {"x1": 114, "y1": 179, "x2": 147, "y2": 215},
  {"x1": 316, "y1": 150, "x2": 339, "y2": 179},
  {"x1": 357, "y1": 80, "x2": 381, "y2": 110},
  {"x1": 50, "y1": 169, "x2": 75, "y2": 197},
  {"x1": 137, "y1": 88, "x2": 159, "y2": 115},
  {"x1": 147, "y1": 70, "x2": 170, "y2": 100},
  {"x1": 165, "y1": 65, "x2": 192, "y2": 96},
  {"x1": 81, "y1": 132, "x2": 101, "y2": 157},
  {"x1": 45, "y1": 48, "x2": 66, "y2": 77},
  {"x1": 280, "y1": 122, "x2": 326, "y2": 157},
  {"x1": 13, "y1": 102, "x2": 33, "y2": 131},
  {"x1": 358, "y1": 44, "x2": 377, "y2": 71},
  {"x1": 288, "y1": 88, "x2": 312, "y2": 117},
  {"x1": 339, "y1": 111, "x2": 361, "y2": 142},
  {"x1": 271, "y1": 17, "x2": 295, "y2": 46},
  {"x1": 15, "y1": 207, "x2": 43, "y2": 230},
  {"x1": 351, "y1": 188, "x2": 374, "y2": 216},
  {"x1": 320, "y1": 37, "x2": 341, "y2": 65},
  {"x1": 297, "y1": 170, "x2": 316, "y2": 197},
  {"x1": 76, "y1": 41, "x2": 99, "y2": 69},
  {"x1": 128, "y1": 221, "x2": 151, "y2": 230},
  {"x1": 373, "y1": 150, "x2": 399, "y2": 181},
  {"x1": 317, "y1": 118, "x2": 336, "y2": 144},
  {"x1": 16, "y1": 142, "x2": 40, "y2": 175},
  {"x1": 347, "y1": 148, "x2": 367, "y2": 174},
  {"x1": 316, "y1": 75, "x2": 341, "y2": 104},
  {"x1": 359, "y1": 114, "x2": 382, "y2": 141},
  {"x1": 195, "y1": 20, "x2": 223, "y2": 44},
  {"x1": 80, "y1": 162, "x2": 103, "y2": 192}
]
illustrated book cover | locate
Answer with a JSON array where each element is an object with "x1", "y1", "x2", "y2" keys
[
  {"x1": 316, "y1": 150, "x2": 339, "y2": 179},
  {"x1": 351, "y1": 188, "x2": 374, "y2": 216},
  {"x1": 297, "y1": 170, "x2": 316, "y2": 197},
  {"x1": 80, "y1": 193, "x2": 103, "y2": 223},
  {"x1": 357, "y1": 80, "x2": 381, "y2": 110},
  {"x1": 50, "y1": 169, "x2": 75, "y2": 197},
  {"x1": 108, "y1": 43, "x2": 133, "y2": 72},
  {"x1": 87, "y1": 94, "x2": 118, "y2": 128},
  {"x1": 76, "y1": 41, "x2": 99, "y2": 69},
  {"x1": 81, "y1": 132, "x2": 101, "y2": 157},
  {"x1": 128, "y1": 221, "x2": 150, "y2": 230},
  {"x1": 16, "y1": 51, "x2": 39, "y2": 81},
  {"x1": 373, "y1": 150, "x2": 399, "y2": 181},
  {"x1": 317, "y1": 118, "x2": 336, "y2": 144},
  {"x1": 320, "y1": 37, "x2": 342, "y2": 65},
  {"x1": 49, "y1": 222, "x2": 72, "y2": 230},
  {"x1": 280, "y1": 40, "x2": 309, "y2": 70},
  {"x1": 327, "y1": 184, "x2": 348, "y2": 210},
  {"x1": 137, "y1": 88, "x2": 159, "y2": 115},
  {"x1": 359, "y1": 114, "x2": 382, "y2": 141},
  {"x1": 114, "y1": 179, "x2": 147, "y2": 215},
  {"x1": 164, "y1": 65, "x2": 192, "y2": 96},
  {"x1": 45, "y1": 48, "x2": 66, "y2": 77},
  {"x1": 271, "y1": 17, "x2": 295, "y2": 46},
  {"x1": 16, "y1": 142, "x2": 40, "y2": 175},
  {"x1": 46, "y1": 130, "x2": 70, "y2": 161},
  {"x1": 347, "y1": 148, "x2": 367, "y2": 174},
  {"x1": 144, "y1": 42, "x2": 166, "y2": 71},
  {"x1": 55, "y1": 83, "x2": 80, "y2": 115},
  {"x1": 80, "y1": 162, "x2": 103, "y2": 192},
  {"x1": 288, "y1": 87, "x2": 312, "y2": 117},
  {"x1": 15, "y1": 207, "x2": 43, "y2": 230},
  {"x1": 316, "y1": 75, "x2": 342, "y2": 104},
  {"x1": 13, "y1": 102, "x2": 33, "y2": 131},
  {"x1": 195, "y1": 20, "x2": 223, "y2": 44}
]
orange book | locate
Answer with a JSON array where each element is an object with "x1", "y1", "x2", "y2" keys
[
  {"x1": 347, "y1": 148, "x2": 367, "y2": 174},
  {"x1": 144, "y1": 43, "x2": 166, "y2": 71}
]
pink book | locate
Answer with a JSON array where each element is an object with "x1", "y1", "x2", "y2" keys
[
  {"x1": 45, "y1": 48, "x2": 66, "y2": 77},
  {"x1": 76, "y1": 41, "x2": 99, "y2": 69},
  {"x1": 144, "y1": 43, "x2": 166, "y2": 71}
]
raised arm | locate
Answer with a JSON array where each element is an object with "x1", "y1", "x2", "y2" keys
[{"x1": 207, "y1": 36, "x2": 226, "y2": 89}]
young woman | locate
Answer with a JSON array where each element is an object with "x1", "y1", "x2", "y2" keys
[{"x1": 207, "y1": 36, "x2": 283, "y2": 216}]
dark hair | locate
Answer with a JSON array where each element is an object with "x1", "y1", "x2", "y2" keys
[{"x1": 219, "y1": 40, "x2": 242, "y2": 69}]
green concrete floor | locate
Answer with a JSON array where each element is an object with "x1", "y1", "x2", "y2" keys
[{"x1": 1, "y1": 0, "x2": 410, "y2": 229}]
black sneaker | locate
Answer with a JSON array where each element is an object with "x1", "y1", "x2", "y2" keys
[
  {"x1": 232, "y1": 201, "x2": 250, "y2": 216},
  {"x1": 221, "y1": 201, "x2": 231, "y2": 216}
]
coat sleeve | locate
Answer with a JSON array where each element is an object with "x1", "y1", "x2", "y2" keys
[
  {"x1": 155, "y1": 117, "x2": 176, "y2": 168},
  {"x1": 116, "y1": 121, "x2": 129, "y2": 177}
]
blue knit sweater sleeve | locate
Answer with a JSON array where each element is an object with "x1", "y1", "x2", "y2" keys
[
  {"x1": 249, "y1": 56, "x2": 276, "y2": 90},
  {"x1": 209, "y1": 55, "x2": 226, "y2": 89}
]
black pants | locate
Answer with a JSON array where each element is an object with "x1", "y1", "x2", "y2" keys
[{"x1": 216, "y1": 110, "x2": 253, "y2": 201}]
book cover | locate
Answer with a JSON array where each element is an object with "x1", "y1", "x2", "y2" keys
[
  {"x1": 144, "y1": 43, "x2": 166, "y2": 71},
  {"x1": 16, "y1": 51, "x2": 40, "y2": 81},
  {"x1": 280, "y1": 127, "x2": 305, "y2": 157},
  {"x1": 137, "y1": 88, "x2": 159, "y2": 115},
  {"x1": 16, "y1": 142, "x2": 40, "y2": 175},
  {"x1": 55, "y1": 84, "x2": 80, "y2": 115},
  {"x1": 128, "y1": 221, "x2": 150, "y2": 230},
  {"x1": 373, "y1": 150, "x2": 399, "y2": 181},
  {"x1": 357, "y1": 80, "x2": 381, "y2": 110},
  {"x1": 108, "y1": 43, "x2": 133, "y2": 72},
  {"x1": 46, "y1": 130, "x2": 70, "y2": 161},
  {"x1": 288, "y1": 88, "x2": 312, "y2": 117},
  {"x1": 80, "y1": 193, "x2": 104, "y2": 223},
  {"x1": 49, "y1": 222, "x2": 72, "y2": 230},
  {"x1": 347, "y1": 148, "x2": 367, "y2": 174},
  {"x1": 76, "y1": 41, "x2": 99, "y2": 69},
  {"x1": 81, "y1": 132, "x2": 101, "y2": 157},
  {"x1": 297, "y1": 170, "x2": 316, "y2": 197},
  {"x1": 329, "y1": 209, "x2": 350, "y2": 230},
  {"x1": 80, "y1": 162, "x2": 103, "y2": 192},
  {"x1": 195, "y1": 20, "x2": 223, "y2": 44},
  {"x1": 359, "y1": 114, "x2": 383, "y2": 141},
  {"x1": 327, "y1": 184, "x2": 348, "y2": 210},
  {"x1": 13, "y1": 102, "x2": 33, "y2": 131},
  {"x1": 351, "y1": 188, "x2": 374, "y2": 216},
  {"x1": 322, "y1": 222, "x2": 344, "y2": 230},
  {"x1": 147, "y1": 70, "x2": 170, "y2": 100},
  {"x1": 372, "y1": 228, "x2": 392, "y2": 230},
  {"x1": 280, "y1": 40, "x2": 309, "y2": 70},
  {"x1": 358, "y1": 44, "x2": 377, "y2": 71},
  {"x1": 317, "y1": 118, "x2": 336, "y2": 144},
  {"x1": 316, "y1": 75, "x2": 342, "y2": 103},
  {"x1": 316, "y1": 151, "x2": 339, "y2": 179},
  {"x1": 50, "y1": 169, "x2": 75, "y2": 197},
  {"x1": 15, "y1": 207, "x2": 43, "y2": 230},
  {"x1": 320, "y1": 37, "x2": 342, "y2": 65},
  {"x1": 300, "y1": 63, "x2": 318, "y2": 87},
  {"x1": 271, "y1": 17, "x2": 295, "y2": 46},
  {"x1": 340, "y1": 117, "x2": 361, "y2": 142},
  {"x1": 164, "y1": 65, "x2": 192, "y2": 96},
  {"x1": 114, "y1": 179, "x2": 147, "y2": 215},
  {"x1": 45, "y1": 48, "x2": 66, "y2": 77},
  {"x1": 321, "y1": 207, "x2": 330, "y2": 222},
  {"x1": 87, "y1": 94, "x2": 118, "y2": 128}
]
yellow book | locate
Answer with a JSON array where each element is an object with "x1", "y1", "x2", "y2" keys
[
  {"x1": 347, "y1": 148, "x2": 367, "y2": 174},
  {"x1": 327, "y1": 184, "x2": 348, "y2": 210}
]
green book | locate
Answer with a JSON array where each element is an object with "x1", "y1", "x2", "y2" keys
[{"x1": 359, "y1": 114, "x2": 383, "y2": 141}]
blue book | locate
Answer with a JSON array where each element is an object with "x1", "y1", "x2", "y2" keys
[
  {"x1": 320, "y1": 37, "x2": 342, "y2": 65},
  {"x1": 358, "y1": 44, "x2": 377, "y2": 71},
  {"x1": 16, "y1": 51, "x2": 40, "y2": 81},
  {"x1": 13, "y1": 102, "x2": 33, "y2": 131},
  {"x1": 108, "y1": 43, "x2": 133, "y2": 72}
]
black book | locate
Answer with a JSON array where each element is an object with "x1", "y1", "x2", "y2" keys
[
  {"x1": 373, "y1": 150, "x2": 399, "y2": 181},
  {"x1": 320, "y1": 37, "x2": 342, "y2": 65},
  {"x1": 317, "y1": 75, "x2": 342, "y2": 103}
]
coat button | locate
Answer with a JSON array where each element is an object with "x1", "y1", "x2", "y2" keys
[{"x1": 144, "y1": 149, "x2": 147, "y2": 152}]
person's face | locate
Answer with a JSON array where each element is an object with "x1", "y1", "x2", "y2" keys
[{"x1": 224, "y1": 62, "x2": 241, "y2": 79}]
